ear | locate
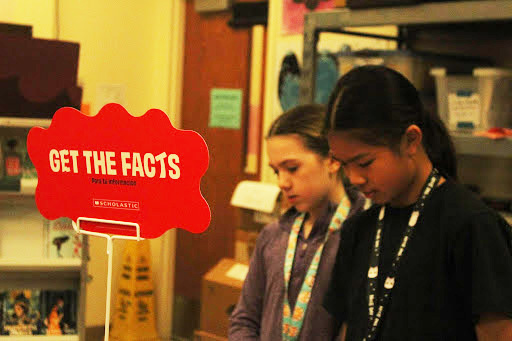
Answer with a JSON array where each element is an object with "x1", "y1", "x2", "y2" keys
[
  {"x1": 402, "y1": 124, "x2": 423, "y2": 156},
  {"x1": 326, "y1": 151, "x2": 341, "y2": 175}
]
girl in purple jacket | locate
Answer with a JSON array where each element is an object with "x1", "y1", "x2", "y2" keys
[{"x1": 229, "y1": 104, "x2": 366, "y2": 341}]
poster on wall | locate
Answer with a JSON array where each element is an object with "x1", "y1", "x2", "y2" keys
[
  {"x1": 275, "y1": 38, "x2": 340, "y2": 119},
  {"x1": 209, "y1": 88, "x2": 243, "y2": 129},
  {"x1": 274, "y1": 31, "x2": 397, "y2": 121},
  {"x1": 282, "y1": 0, "x2": 335, "y2": 35},
  {"x1": 27, "y1": 103, "x2": 211, "y2": 238}
]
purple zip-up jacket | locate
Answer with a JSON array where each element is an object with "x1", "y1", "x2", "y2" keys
[{"x1": 229, "y1": 190, "x2": 366, "y2": 341}]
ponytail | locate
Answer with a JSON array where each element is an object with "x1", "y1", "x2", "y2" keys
[{"x1": 420, "y1": 110, "x2": 458, "y2": 180}]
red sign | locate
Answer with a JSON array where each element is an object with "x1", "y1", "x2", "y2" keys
[{"x1": 27, "y1": 104, "x2": 210, "y2": 238}]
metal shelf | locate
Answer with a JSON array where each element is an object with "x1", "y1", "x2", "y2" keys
[
  {"x1": 452, "y1": 133, "x2": 512, "y2": 158},
  {"x1": 304, "y1": 1, "x2": 512, "y2": 29}
]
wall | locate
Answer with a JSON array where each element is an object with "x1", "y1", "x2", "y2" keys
[
  {"x1": 58, "y1": 0, "x2": 173, "y2": 117},
  {"x1": 0, "y1": 0, "x2": 57, "y2": 39},
  {"x1": 0, "y1": 0, "x2": 183, "y2": 338}
]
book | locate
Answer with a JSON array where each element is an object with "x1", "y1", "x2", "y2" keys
[
  {"x1": 18, "y1": 137, "x2": 37, "y2": 180},
  {"x1": 2, "y1": 137, "x2": 22, "y2": 180},
  {"x1": 0, "y1": 289, "x2": 42, "y2": 335},
  {"x1": 46, "y1": 217, "x2": 82, "y2": 259},
  {"x1": 40, "y1": 290, "x2": 78, "y2": 335},
  {"x1": 0, "y1": 134, "x2": 37, "y2": 191}
]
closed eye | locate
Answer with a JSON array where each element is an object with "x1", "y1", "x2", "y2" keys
[{"x1": 359, "y1": 160, "x2": 374, "y2": 168}]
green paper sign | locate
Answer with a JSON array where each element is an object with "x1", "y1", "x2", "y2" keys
[{"x1": 209, "y1": 88, "x2": 242, "y2": 129}]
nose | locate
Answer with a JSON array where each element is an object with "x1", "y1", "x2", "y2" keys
[
  {"x1": 278, "y1": 172, "x2": 292, "y2": 190},
  {"x1": 344, "y1": 166, "x2": 366, "y2": 187}
]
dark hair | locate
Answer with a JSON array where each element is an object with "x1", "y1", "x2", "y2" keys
[
  {"x1": 326, "y1": 65, "x2": 457, "y2": 180},
  {"x1": 268, "y1": 103, "x2": 356, "y2": 194},
  {"x1": 267, "y1": 104, "x2": 330, "y2": 158}
]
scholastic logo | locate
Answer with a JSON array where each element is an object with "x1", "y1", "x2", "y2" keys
[{"x1": 93, "y1": 199, "x2": 140, "y2": 211}]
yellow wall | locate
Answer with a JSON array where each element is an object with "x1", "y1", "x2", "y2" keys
[
  {"x1": 0, "y1": 0, "x2": 181, "y2": 338},
  {"x1": 58, "y1": 0, "x2": 173, "y2": 117},
  {"x1": 58, "y1": 1, "x2": 176, "y2": 335},
  {"x1": 0, "y1": 0, "x2": 57, "y2": 39}
]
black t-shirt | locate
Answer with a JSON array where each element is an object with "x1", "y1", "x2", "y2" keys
[{"x1": 324, "y1": 180, "x2": 512, "y2": 340}]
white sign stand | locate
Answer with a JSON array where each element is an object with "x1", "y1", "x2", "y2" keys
[{"x1": 72, "y1": 217, "x2": 143, "y2": 341}]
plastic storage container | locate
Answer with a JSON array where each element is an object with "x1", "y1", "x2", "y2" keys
[
  {"x1": 473, "y1": 68, "x2": 512, "y2": 129},
  {"x1": 338, "y1": 50, "x2": 483, "y2": 95},
  {"x1": 339, "y1": 50, "x2": 435, "y2": 93},
  {"x1": 430, "y1": 67, "x2": 480, "y2": 130}
]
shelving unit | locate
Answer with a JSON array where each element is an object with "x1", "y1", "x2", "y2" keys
[
  {"x1": 0, "y1": 336, "x2": 78, "y2": 341},
  {"x1": 300, "y1": 0, "x2": 512, "y2": 105},
  {"x1": 299, "y1": 0, "x2": 512, "y2": 217},
  {"x1": 0, "y1": 118, "x2": 87, "y2": 340}
]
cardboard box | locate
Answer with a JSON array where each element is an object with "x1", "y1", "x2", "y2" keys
[
  {"x1": 200, "y1": 258, "x2": 247, "y2": 337},
  {"x1": 194, "y1": 329, "x2": 228, "y2": 341},
  {"x1": 234, "y1": 228, "x2": 259, "y2": 263},
  {"x1": 0, "y1": 33, "x2": 82, "y2": 118}
]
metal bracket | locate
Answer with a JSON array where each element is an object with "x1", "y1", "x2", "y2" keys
[{"x1": 72, "y1": 217, "x2": 144, "y2": 341}]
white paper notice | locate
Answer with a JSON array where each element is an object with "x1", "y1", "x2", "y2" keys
[
  {"x1": 226, "y1": 263, "x2": 249, "y2": 282},
  {"x1": 448, "y1": 92, "x2": 480, "y2": 127}
]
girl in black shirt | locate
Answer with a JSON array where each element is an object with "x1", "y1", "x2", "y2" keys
[{"x1": 323, "y1": 65, "x2": 512, "y2": 340}]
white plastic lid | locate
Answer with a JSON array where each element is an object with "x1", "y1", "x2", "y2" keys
[
  {"x1": 430, "y1": 68, "x2": 446, "y2": 76},
  {"x1": 473, "y1": 68, "x2": 512, "y2": 77}
]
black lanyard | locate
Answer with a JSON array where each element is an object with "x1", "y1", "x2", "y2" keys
[{"x1": 364, "y1": 168, "x2": 440, "y2": 341}]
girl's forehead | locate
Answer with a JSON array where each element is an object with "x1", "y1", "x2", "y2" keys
[
  {"x1": 267, "y1": 135, "x2": 318, "y2": 163},
  {"x1": 327, "y1": 131, "x2": 382, "y2": 158},
  {"x1": 267, "y1": 134, "x2": 307, "y2": 151},
  {"x1": 328, "y1": 131, "x2": 371, "y2": 148}
]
